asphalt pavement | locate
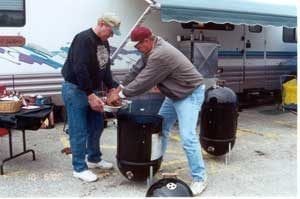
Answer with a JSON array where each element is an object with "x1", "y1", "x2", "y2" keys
[{"x1": 0, "y1": 105, "x2": 297, "y2": 197}]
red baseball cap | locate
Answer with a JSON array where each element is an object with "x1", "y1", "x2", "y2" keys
[{"x1": 129, "y1": 26, "x2": 152, "y2": 46}]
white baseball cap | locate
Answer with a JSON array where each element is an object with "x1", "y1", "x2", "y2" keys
[{"x1": 100, "y1": 13, "x2": 121, "y2": 36}]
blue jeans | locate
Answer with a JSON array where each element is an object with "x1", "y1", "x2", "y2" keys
[
  {"x1": 158, "y1": 85, "x2": 206, "y2": 181},
  {"x1": 61, "y1": 81, "x2": 104, "y2": 172}
]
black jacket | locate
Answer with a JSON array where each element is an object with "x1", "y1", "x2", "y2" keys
[{"x1": 62, "y1": 28, "x2": 118, "y2": 95}]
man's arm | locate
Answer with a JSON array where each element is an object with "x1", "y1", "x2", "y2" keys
[
  {"x1": 72, "y1": 37, "x2": 94, "y2": 95},
  {"x1": 121, "y1": 57, "x2": 145, "y2": 86},
  {"x1": 73, "y1": 37, "x2": 104, "y2": 112},
  {"x1": 103, "y1": 64, "x2": 119, "y2": 89},
  {"x1": 88, "y1": 93, "x2": 105, "y2": 112},
  {"x1": 107, "y1": 56, "x2": 170, "y2": 103},
  {"x1": 106, "y1": 56, "x2": 145, "y2": 103},
  {"x1": 122, "y1": 53, "x2": 173, "y2": 97}
]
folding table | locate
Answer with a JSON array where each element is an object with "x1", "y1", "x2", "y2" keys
[{"x1": 0, "y1": 105, "x2": 52, "y2": 175}]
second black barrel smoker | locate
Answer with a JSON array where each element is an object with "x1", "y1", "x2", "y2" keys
[{"x1": 200, "y1": 85, "x2": 238, "y2": 163}]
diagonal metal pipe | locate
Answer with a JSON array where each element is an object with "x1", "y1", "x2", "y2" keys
[{"x1": 110, "y1": 0, "x2": 160, "y2": 61}]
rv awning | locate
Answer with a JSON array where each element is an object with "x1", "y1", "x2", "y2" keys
[{"x1": 160, "y1": 0, "x2": 297, "y2": 27}]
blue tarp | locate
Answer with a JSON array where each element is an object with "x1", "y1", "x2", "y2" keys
[{"x1": 160, "y1": 0, "x2": 297, "y2": 27}]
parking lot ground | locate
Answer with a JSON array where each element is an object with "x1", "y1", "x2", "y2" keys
[{"x1": 0, "y1": 105, "x2": 297, "y2": 197}]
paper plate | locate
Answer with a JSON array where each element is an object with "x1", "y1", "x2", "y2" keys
[
  {"x1": 22, "y1": 105, "x2": 40, "y2": 110},
  {"x1": 103, "y1": 100, "x2": 131, "y2": 113}
]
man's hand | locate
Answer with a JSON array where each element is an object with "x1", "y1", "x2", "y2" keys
[
  {"x1": 88, "y1": 93, "x2": 105, "y2": 112},
  {"x1": 108, "y1": 86, "x2": 121, "y2": 95},
  {"x1": 106, "y1": 90, "x2": 121, "y2": 106},
  {"x1": 150, "y1": 86, "x2": 160, "y2": 93}
]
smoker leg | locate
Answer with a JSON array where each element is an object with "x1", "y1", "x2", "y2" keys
[
  {"x1": 147, "y1": 166, "x2": 153, "y2": 187},
  {"x1": 0, "y1": 163, "x2": 4, "y2": 175},
  {"x1": 225, "y1": 142, "x2": 232, "y2": 165}
]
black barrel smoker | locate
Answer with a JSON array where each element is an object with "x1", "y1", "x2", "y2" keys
[
  {"x1": 116, "y1": 110, "x2": 163, "y2": 181},
  {"x1": 200, "y1": 86, "x2": 238, "y2": 156}
]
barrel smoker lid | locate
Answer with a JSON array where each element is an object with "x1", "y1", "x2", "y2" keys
[
  {"x1": 205, "y1": 86, "x2": 237, "y2": 103},
  {"x1": 146, "y1": 178, "x2": 193, "y2": 197}
]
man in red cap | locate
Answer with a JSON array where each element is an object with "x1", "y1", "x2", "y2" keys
[{"x1": 108, "y1": 26, "x2": 207, "y2": 195}]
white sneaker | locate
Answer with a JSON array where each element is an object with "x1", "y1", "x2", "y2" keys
[
  {"x1": 190, "y1": 180, "x2": 208, "y2": 196},
  {"x1": 87, "y1": 159, "x2": 113, "y2": 169},
  {"x1": 73, "y1": 170, "x2": 98, "y2": 182}
]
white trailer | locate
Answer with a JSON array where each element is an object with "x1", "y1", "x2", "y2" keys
[{"x1": 0, "y1": 0, "x2": 297, "y2": 105}]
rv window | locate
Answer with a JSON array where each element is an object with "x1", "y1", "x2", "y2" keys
[
  {"x1": 282, "y1": 27, "x2": 296, "y2": 43},
  {"x1": 248, "y1": 25, "x2": 262, "y2": 33},
  {"x1": 0, "y1": 0, "x2": 25, "y2": 27}
]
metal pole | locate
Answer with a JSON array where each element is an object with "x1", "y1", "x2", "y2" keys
[
  {"x1": 111, "y1": 0, "x2": 160, "y2": 61},
  {"x1": 190, "y1": 29, "x2": 194, "y2": 63},
  {"x1": 242, "y1": 25, "x2": 246, "y2": 82},
  {"x1": 144, "y1": 0, "x2": 160, "y2": 9},
  {"x1": 263, "y1": 29, "x2": 267, "y2": 89},
  {"x1": 225, "y1": 142, "x2": 232, "y2": 165},
  {"x1": 144, "y1": 0, "x2": 155, "y2": 4},
  {"x1": 150, "y1": 165, "x2": 153, "y2": 183},
  {"x1": 12, "y1": 75, "x2": 15, "y2": 92},
  {"x1": 8, "y1": 130, "x2": 13, "y2": 157},
  {"x1": 111, "y1": 6, "x2": 152, "y2": 61},
  {"x1": 22, "y1": 130, "x2": 26, "y2": 152},
  {"x1": 228, "y1": 142, "x2": 231, "y2": 163},
  {"x1": 147, "y1": 166, "x2": 153, "y2": 187}
]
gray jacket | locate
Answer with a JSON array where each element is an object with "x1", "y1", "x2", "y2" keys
[{"x1": 122, "y1": 37, "x2": 203, "y2": 100}]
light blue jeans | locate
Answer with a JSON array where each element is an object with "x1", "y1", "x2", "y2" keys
[
  {"x1": 158, "y1": 85, "x2": 206, "y2": 182},
  {"x1": 61, "y1": 81, "x2": 104, "y2": 172}
]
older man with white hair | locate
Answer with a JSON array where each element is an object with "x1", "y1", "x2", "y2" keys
[{"x1": 61, "y1": 13, "x2": 121, "y2": 182}]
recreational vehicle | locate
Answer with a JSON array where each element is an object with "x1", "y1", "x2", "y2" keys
[{"x1": 0, "y1": 0, "x2": 297, "y2": 106}]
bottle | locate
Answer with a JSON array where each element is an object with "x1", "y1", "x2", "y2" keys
[
  {"x1": 28, "y1": 94, "x2": 36, "y2": 105},
  {"x1": 0, "y1": 84, "x2": 6, "y2": 96},
  {"x1": 21, "y1": 95, "x2": 28, "y2": 106},
  {"x1": 36, "y1": 95, "x2": 44, "y2": 105},
  {"x1": 190, "y1": 33, "x2": 194, "y2": 41},
  {"x1": 177, "y1": 35, "x2": 185, "y2": 42}
]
